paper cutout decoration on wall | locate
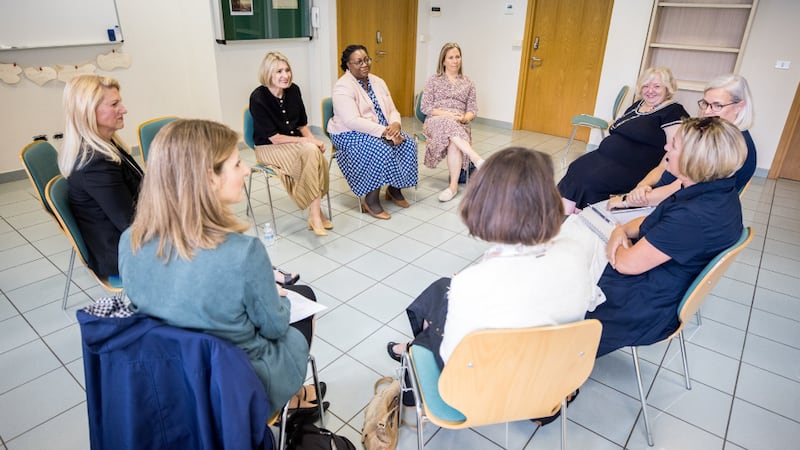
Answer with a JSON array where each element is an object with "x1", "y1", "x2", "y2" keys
[
  {"x1": 57, "y1": 63, "x2": 97, "y2": 82},
  {"x1": 24, "y1": 66, "x2": 58, "y2": 86},
  {"x1": 0, "y1": 63, "x2": 23, "y2": 84},
  {"x1": 96, "y1": 50, "x2": 131, "y2": 70}
]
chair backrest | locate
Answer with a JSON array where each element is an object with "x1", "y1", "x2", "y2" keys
[
  {"x1": 137, "y1": 116, "x2": 177, "y2": 165},
  {"x1": 321, "y1": 97, "x2": 333, "y2": 140},
  {"x1": 611, "y1": 85, "x2": 631, "y2": 120},
  {"x1": 738, "y1": 179, "x2": 751, "y2": 199},
  {"x1": 243, "y1": 107, "x2": 256, "y2": 149},
  {"x1": 437, "y1": 320, "x2": 602, "y2": 427},
  {"x1": 19, "y1": 140, "x2": 60, "y2": 217},
  {"x1": 674, "y1": 227, "x2": 753, "y2": 331},
  {"x1": 45, "y1": 176, "x2": 93, "y2": 267},
  {"x1": 415, "y1": 90, "x2": 426, "y2": 124}
]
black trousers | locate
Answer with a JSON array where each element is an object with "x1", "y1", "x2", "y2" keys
[
  {"x1": 406, "y1": 277, "x2": 451, "y2": 369},
  {"x1": 284, "y1": 284, "x2": 315, "y2": 346}
]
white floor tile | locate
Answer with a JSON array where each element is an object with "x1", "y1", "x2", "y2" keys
[
  {"x1": 314, "y1": 303, "x2": 383, "y2": 352},
  {"x1": 4, "y1": 403, "x2": 89, "y2": 450},
  {"x1": 735, "y1": 364, "x2": 800, "y2": 422},
  {"x1": 727, "y1": 398, "x2": 800, "y2": 450},
  {"x1": 0, "y1": 340, "x2": 60, "y2": 394},
  {"x1": 0, "y1": 316, "x2": 38, "y2": 354}
]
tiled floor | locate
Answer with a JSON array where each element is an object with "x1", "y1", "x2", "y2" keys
[{"x1": 1, "y1": 119, "x2": 799, "y2": 449}]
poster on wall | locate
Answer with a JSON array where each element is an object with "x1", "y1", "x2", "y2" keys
[{"x1": 231, "y1": 0, "x2": 253, "y2": 15}]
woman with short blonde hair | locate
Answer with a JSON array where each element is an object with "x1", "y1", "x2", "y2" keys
[{"x1": 58, "y1": 74, "x2": 143, "y2": 277}]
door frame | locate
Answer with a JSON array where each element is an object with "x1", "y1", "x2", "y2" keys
[{"x1": 768, "y1": 81, "x2": 800, "y2": 179}]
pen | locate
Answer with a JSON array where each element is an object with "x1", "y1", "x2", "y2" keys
[{"x1": 588, "y1": 203, "x2": 617, "y2": 226}]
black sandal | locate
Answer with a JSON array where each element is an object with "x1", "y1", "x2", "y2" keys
[
  {"x1": 530, "y1": 389, "x2": 580, "y2": 427},
  {"x1": 386, "y1": 341, "x2": 408, "y2": 363},
  {"x1": 301, "y1": 382, "x2": 327, "y2": 405},
  {"x1": 274, "y1": 267, "x2": 300, "y2": 286}
]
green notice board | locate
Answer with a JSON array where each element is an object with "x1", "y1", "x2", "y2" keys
[{"x1": 219, "y1": 0, "x2": 311, "y2": 42}]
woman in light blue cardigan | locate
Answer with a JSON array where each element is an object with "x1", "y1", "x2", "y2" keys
[{"x1": 119, "y1": 119, "x2": 318, "y2": 416}]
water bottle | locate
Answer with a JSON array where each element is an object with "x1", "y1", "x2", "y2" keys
[{"x1": 261, "y1": 223, "x2": 275, "y2": 247}]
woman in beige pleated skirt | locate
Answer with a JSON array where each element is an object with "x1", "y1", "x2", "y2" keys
[{"x1": 249, "y1": 51, "x2": 331, "y2": 236}]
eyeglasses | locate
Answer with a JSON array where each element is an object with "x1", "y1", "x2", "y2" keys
[
  {"x1": 697, "y1": 99, "x2": 739, "y2": 112},
  {"x1": 348, "y1": 57, "x2": 372, "y2": 67}
]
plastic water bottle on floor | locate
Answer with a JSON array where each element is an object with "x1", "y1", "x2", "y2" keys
[{"x1": 261, "y1": 223, "x2": 275, "y2": 247}]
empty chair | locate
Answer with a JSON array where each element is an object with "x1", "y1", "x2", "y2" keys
[
  {"x1": 401, "y1": 320, "x2": 602, "y2": 450},
  {"x1": 45, "y1": 176, "x2": 123, "y2": 309}
]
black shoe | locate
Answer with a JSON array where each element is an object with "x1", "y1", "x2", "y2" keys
[
  {"x1": 302, "y1": 382, "x2": 327, "y2": 405},
  {"x1": 386, "y1": 341, "x2": 406, "y2": 362},
  {"x1": 274, "y1": 267, "x2": 300, "y2": 286},
  {"x1": 530, "y1": 389, "x2": 580, "y2": 427}
]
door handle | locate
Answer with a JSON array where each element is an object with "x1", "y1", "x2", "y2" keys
[{"x1": 530, "y1": 56, "x2": 542, "y2": 69}]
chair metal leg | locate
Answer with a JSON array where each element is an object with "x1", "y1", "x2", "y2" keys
[
  {"x1": 695, "y1": 310, "x2": 703, "y2": 326},
  {"x1": 677, "y1": 331, "x2": 692, "y2": 390},
  {"x1": 400, "y1": 351, "x2": 426, "y2": 450},
  {"x1": 561, "y1": 125, "x2": 580, "y2": 168},
  {"x1": 632, "y1": 347, "x2": 654, "y2": 446},
  {"x1": 308, "y1": 354, "x2": 325, "y2": 427},
  {"x1": 325, "y1": 191, "x2": 333, "y2": 221},
  {"x1": 61, "y1": 248, "x2": 76, "y2": 310},
  {"x1": 561, "y1": 397, "x2": 568, "y2": 450},
  {"x1": 260, "y1": 171, "x2": 277, "y2": 235},
  {"x1": 245, "y1": 174, "x2": 258, "y2": 233},
  {"x1": 278, "y1": 402, "x2": 289, "y2": 450}
]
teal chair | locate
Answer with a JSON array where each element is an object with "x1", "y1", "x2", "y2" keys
[
  {"x1": 401, "y1": 320, "x2": 602, "y2": 450},
  {"x1": 414, "y1": 90, "x2": 427, "y2": 144},
  {"x1": 242, "y1": 108, "x2": 279, "y2": 234},
  {"x1": 19, "y1": 140, "x2": 61, "y2": 218},
  {"x1": 137, "y1": 116, "x2": 177, "y2": 166},
  {"x1": 45, "y1": 176, "x2": 124, "y2": 309},
  {"x1": 631, "y1": 227, "x2": 753, "y2": 446},
  {"x1": 562, "y1": 85, "x2": 630, "y2": 167},
  {"x1": 321, "y1": 97, "x2": 362, "y2": 213}
]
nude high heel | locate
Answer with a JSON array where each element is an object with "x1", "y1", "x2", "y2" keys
[{"x1": 308, "y1": 219, "x2": 328, "y2": 236}]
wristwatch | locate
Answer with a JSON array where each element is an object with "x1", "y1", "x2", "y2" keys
[{"x1": 621, "y1": 194, "x2": 628, "y2": 208}]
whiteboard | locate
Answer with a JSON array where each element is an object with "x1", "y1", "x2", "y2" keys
[{"x1": 0, "y1": 0, "x2": 123, "y2": 50}]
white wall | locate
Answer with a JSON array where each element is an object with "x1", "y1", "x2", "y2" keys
[{"x1": 1, "y1": 0, "x2": 798, "y2": 175}]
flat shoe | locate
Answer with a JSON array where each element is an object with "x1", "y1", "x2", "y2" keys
[
  {"x1": 302, "y1": 382, "x2": 327, "y2": 404},
  {"x1": 361, "y1": 201, "x2": 391, "y2": 220},
  {"x1": 530, "y1": 389, "x2": 580, "y2": 427},
  {"x1": 286, "y1": 401, "x2": 330, "y2": 421},
  {"x1": 438, "y1": 187, "x2": 457, "y2": 202},
  {"x1": 386, "y1": 341, "x2": 407, "y2": 362},
  {"x1": 385, "y1": 189, "x2": 410, "y2": 208},
  {"x1": 274, "y1": 267, "x2": 300, "y2": 286}
]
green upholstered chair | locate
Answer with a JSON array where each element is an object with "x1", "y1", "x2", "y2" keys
[
  {"x1": 562, "y1": 85, "x2": 630, "y2": 167},
  {"x1": 321, "y1": 97, "x2": 363, "y2": 213},
  {"x1": 20, "y1": 140, "x2": 61, "y2": 218},
  {"x1": 631, "y1": 227, "x2": 753, "y2": 446},
  {"x1": 45, "y1": 176, "x2": 124, "y2": 309},
  {"x1": 136, "y1": 116, "x2": 177, "y2": 166},
  {"x1": 242, "y1": 108, "x2": 279, "y2": 234}
]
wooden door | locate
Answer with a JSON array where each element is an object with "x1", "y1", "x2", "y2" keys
[
  {"x1": 770, "y1": 82, "x2": 800, "y2": 181},
  {"x1": 336, "y1": 0, "x2": 418, "y2": 116},
  {"x1": 514, "y1": 0, "x2": 614, "y2": 139}
]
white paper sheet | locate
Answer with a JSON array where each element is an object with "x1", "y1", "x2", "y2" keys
[{"x1": 286, "y1": 290, "x2": 327, "y2": 323}]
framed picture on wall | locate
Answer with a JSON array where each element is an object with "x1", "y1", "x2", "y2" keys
[{"x1": 230, "y1": 0, "x2": 253, "y2": 16}]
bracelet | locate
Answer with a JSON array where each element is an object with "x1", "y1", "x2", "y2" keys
[{"x1": 621, "y1": 194, "x2": 628, "y2": 208}]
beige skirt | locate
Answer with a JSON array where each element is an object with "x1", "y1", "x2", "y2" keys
[{"x1": 254, "y1": 142, "x2": 330, "y2": 210}]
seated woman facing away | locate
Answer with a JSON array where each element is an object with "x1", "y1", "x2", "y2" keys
[
  {"x1": 388, "y1": 148, "x2": 598, "y2": 422},
  {"x1": 327, "y1": 44, "x2": 418, "y2": 220},
  {"x1": 558, "y1": 67, "x2": 688, "y2": 215},
  {"x1": 608, "y1": 74, "x2": 756, "y2": 210},
  {"x1": 119, "y1": 119, "x2": 326, "y2": 417},
  {"x1": 587, "y1": 117, "x2": 746, "y2": 356},
  {"x1": 58, "y1": 74, "x2": 143, "y2": 278},
  {"x1": 421, "y1": 42, "x2": 485, "y2": 202},
  {"x1": 250, "y1": 51, "x2": 332, "y2": 236}
]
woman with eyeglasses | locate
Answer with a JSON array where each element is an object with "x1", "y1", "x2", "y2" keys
[
  {"x1": 421, "y1": 42, "x2": 485, "y2": 202},
  {"x1": 327, "y1": 44, "x2": 418, "y2": 219},
  {"x1": 587, "y1": 116, "x2": 746, "y2": 356},
  {"x1": 608, "y1": 74, "x2": 756, "y2": 209},
  {"x1": 558, "y1": 67, "x2": 688, "y2": 215}
]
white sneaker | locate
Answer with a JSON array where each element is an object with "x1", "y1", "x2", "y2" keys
[{"x1": 438, "y1": 187, "x2": 457, "y2": 202}]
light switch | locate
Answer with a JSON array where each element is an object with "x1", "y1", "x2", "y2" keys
[
  {"x1": 775, "y1": 60, "x2": 791, "y2": 70},
  {"x1": 505, "y1": 2, "x2": 513, "y2": 15}
]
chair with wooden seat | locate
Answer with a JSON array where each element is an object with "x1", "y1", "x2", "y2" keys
[
  {"x1": 401, "y1": 320, "x2": 603, "y2": 450},
  {"x1": 45, "y1": 176, "x2": 124, "y2": 309},
  {"x1": 562, "y1": 85, "x2": 630, "y2": 167},
  {"x1": 632, "y1": 227, "x2": 753, "y2": 446},
  {"x1": 137, "y1": 116, "x2": 177, "y2": 166}
]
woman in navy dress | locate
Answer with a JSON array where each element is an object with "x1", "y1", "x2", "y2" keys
[
  {"x1": 587, "y1": 116, "x2": 746, "y2": 356},
  {"x1": 558, "y1": 67, "x2": 687, "y2": 215},
  {"x1": 327, "y1": 45, "x2": 418, "y2": 220}
]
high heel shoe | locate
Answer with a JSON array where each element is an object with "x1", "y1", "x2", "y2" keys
[
  {"x1": 361, "y1": 201, "x2": 391, "y2": 220},
  {"x1": 322, "y1": 219, "x2": 334, "y2": 230},
  {"x1": 307, "y1": 219, "x2": 328, "y2": 236},
  {"x1": 385, "y1": 189, "x2": 409, "y2": 208}
]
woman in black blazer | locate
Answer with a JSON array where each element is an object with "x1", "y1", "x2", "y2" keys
[{"x1": 58, "y1": 75, "x2": 143, "y2": 277}]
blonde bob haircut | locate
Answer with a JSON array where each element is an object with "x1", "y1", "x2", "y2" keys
[
  {"x1": 635, "y1": 66, "x2": 677, "y2": 102},
  {"x1": 704, "y1": 74, "x2": 754, "y2": 131},
  {"x1": 460, "y1": 147, "x2": 563, "y2": 245},
  {"x1": 59, "y1": 74, "x2": 129, "y2": 177},
  {"x1": 436, "y1": 42, "x2": 463, "y2": 77},
  {"x1": 128, "y1": 119, "x2": 248, "y2": 261},
  {"x1": 258, "y1": 51, "x2": 291, "y2": 88},
  {"x1": 677, "y1": 116, "x2": 746, "y2": 184}
]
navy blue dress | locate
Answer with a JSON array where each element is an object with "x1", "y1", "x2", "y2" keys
[
  {"x1": 657, "y1": 129, "x2": 757, "y2": 193},
  {"x1": 558, "y1": 101, "x2": 687, "y2": 207},
  {"x1": 587, "y1": 176, "x2": 743, "y2": 356}
]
